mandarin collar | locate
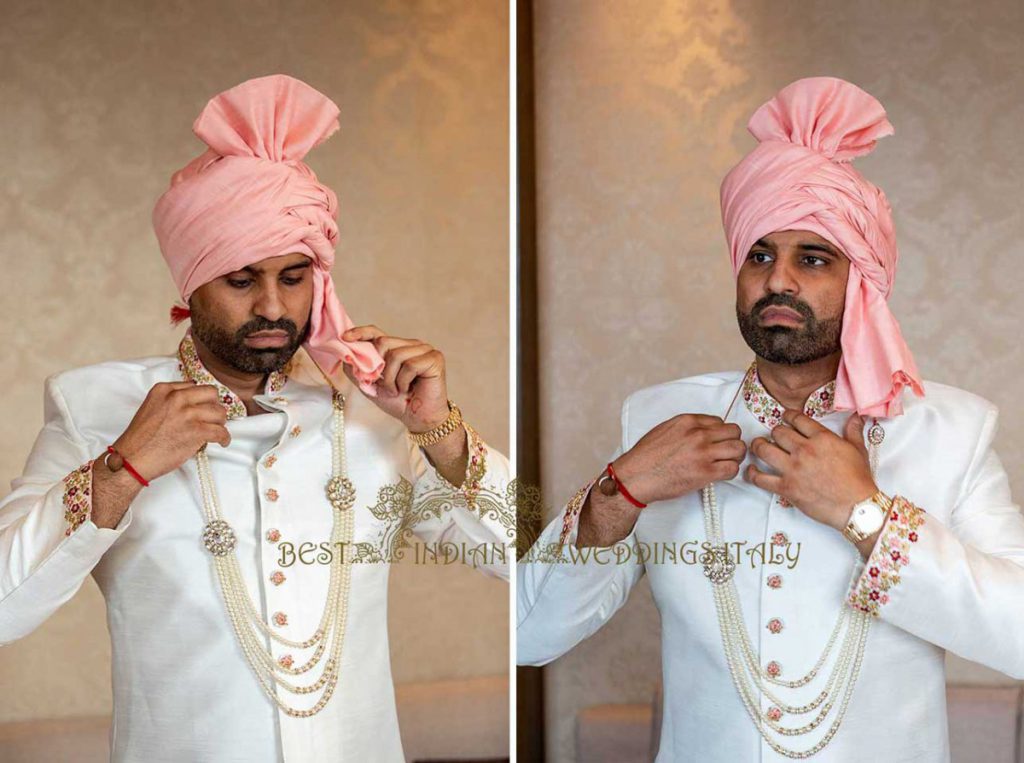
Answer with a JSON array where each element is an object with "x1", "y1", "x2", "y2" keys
[
  {"x1": 740, "y1": 360, "x2": 835, "y2": 430},
  {"x1": 177, "y1": 330, "x2": 290, "y2": 420}
]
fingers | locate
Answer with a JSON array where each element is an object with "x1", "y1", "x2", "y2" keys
[
  {"x1": 169, "y1": 384, "x2": 221, "y2": 406},
  {"x1": 768, "y1": 424, "x2": 801, "y2": 453},
  {"x1": 377, "y1": 343, "x2": 436, "y2": 395},
  {"x1": 395, "y1": 350, "x2": 443, "y2": 395},
  {"x1": 781, "y1": 408, "x2": 826, "y2": 437},
  {"x1": 750, "y1": 436, "x2": 788, "y2": 471},
  {"x1": 200, "y1": 423, "x2": 232, "y2": 449},
  {"x1": 843, "y1": 413, "x2": 868, "y2": 454},
  {"x1": 706, "y1": 421, "x2": 742, "y2": 443},
  {"x1": 745, "y1": 463, "x2": 783, "y2": 493},
  {"x1": 708, "y1": 438, "x2": 746, "y2": 462},
  {"x1": 342, "y1": 325, "x2": 386, "y2": 342}
]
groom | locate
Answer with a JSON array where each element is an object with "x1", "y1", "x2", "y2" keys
[{"x1": 518, "y1": 77, "x2": 1024, "y2": 761}]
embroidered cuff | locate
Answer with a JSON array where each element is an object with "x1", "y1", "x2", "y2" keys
[
  {"x1": 62, "y1": 460, "x2": 95, "y2": 536},
  {"x1": 424, "y1": 423, "x2": 488, "y2": 511},
  {"x1": 847, "y1": 495, "x2": 926, "y2": 617},
  {"x1": 558, "y1": 477, "x2": 598, "y2": 546}
]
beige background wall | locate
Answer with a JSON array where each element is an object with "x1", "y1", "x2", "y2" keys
[
  {"x1": 0, "y1": 0, "x2": 508, "y2": 722},
  {"x1": 532, "y1": 0, "x2": 1024, "y2": 760}
]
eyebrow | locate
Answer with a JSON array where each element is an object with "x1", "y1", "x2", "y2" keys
[
  {"x1": 235, "y1": 260, "x2": 312, "y2": 276},
  {"x1": 797, "y1": 242, "x2": 841, "y2": 258}
]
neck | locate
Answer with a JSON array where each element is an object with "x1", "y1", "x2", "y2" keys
[
  {"x1": 192, "y1": 335, "x2": 269, "y2": 416},
  {"x1": 756, "y1": 351, "x2": 840, "y2": 412}
]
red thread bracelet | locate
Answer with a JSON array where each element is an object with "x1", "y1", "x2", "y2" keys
[
  {"x1": 106, "y1": 446, "x2": 150, "y2": 488},
  {"x1": 606, "y1": 462, "x2": 647, "y2": 508}
]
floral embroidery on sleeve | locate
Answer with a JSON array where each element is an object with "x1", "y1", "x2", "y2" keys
[
  {"x1": 847, "y1": 496, "x2": 926, "y2": 617},
  {"x1": 426, "y1": 423, "x2": 488, "y2": 511},
  {"x1": 558, "y1": 478, "x2": 598, "y2": 546},
  {"x1": 62, "y1": 460, "x2": 95, "y2": 536}
]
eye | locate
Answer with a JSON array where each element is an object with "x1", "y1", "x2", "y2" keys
[
  {"x1": 748, "y1": 251, "x2": 773, "y2": 264},
  {"x1": 802, "y1": 255, "x2": 828, "y2": 267},
  {"x1": 227, "y1": 278, "x2": 252, "y2": 289},
  {"x1": 281, "y1": 276, "x2": 304, "y2": 286}
]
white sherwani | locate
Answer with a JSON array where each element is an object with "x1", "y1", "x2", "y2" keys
[
  {"x1": 0, "y1": 334, "x2": 513, "y2": 763},
  {"x1": 517, "y1": 364, "x2": 1024, "y2": 762}
]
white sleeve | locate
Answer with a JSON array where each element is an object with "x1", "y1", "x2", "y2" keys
[
  {"x1": 399, "y1": 423, "x2": 514, "y2": 581},
  {"x1": 846, "y1": 405, "x2": 1024, "y2": 679},
  {"x1": 516, "y1": 396, "x2": 646, "y2": 666},
  {"x1": 0, "y1": 375, "x2": 133, "y2": 644}
]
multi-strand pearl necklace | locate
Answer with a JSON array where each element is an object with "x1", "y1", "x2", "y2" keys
[
  {"x1": 197, "y1": 388, "x2": 355, "y2": 718},
  {"x1": 700, "y1": 383, "x2": 885, "y2": 758}
]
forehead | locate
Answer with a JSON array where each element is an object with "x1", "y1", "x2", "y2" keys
[
  {"x1": 227, "y1": 252, "x2": 312, "y2": 274},
  {"x1": 759, "y1": 229, "x2": 844, "y2": 254}
]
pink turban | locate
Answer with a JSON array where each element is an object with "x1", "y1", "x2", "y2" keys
[
  {"x1": 720, "y1": 76, "x2": 924, "y2": 418},
  {"x1": 152, "y1": 74, "x2": 385, "y2": 395}
]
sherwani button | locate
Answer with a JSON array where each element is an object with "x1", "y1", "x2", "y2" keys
[
  {"x1": 266, "y1": 528, "x2": 281, "y2": 543},
  {"x1": 766, "y1": 617, "x2": 784, "y2": 634},
  {"x1": 765, "y1": 660, "x2": 781, "y2": 678},
  {"x1": 767, "y1": 574, "x2": 783, "y2": 589},
  {"x1": 263, "y1": 454, "x2": 277, "y2": 469},
  {"x1": 771, "y1": 531, "x2": 789, "y2": 546},
  {"x1": 272, "y1": 611, "x2": 288, "y2": 627},
  {"x1": 269, "y1": 570, "x2": 286, "y2": 586},
  {"x1": 266, "y1": 489, "x2": 279, "y2": 502}
]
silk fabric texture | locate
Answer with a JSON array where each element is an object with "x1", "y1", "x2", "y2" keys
[
  {"x1": 152, "y1": 74, "x2": 385, "y2": 395},
  {"x1": 720, "y1": 76, "x2": 924, "y2": 417}
]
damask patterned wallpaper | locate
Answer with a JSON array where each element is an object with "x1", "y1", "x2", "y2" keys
[
  {"x1": 533, "y1": 1, "x2": 1024, "y2": 760},
  {"x1": 0, "y1": 0, "x2": 508, "y2": 722}
]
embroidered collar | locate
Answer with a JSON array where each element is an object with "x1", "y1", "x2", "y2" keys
[
  {"x1": 740, "y1": 361, "x2": 835, "y2": 430},
  {"x1": 177, "y1": 331, "x2": 290, "y2": 420}
]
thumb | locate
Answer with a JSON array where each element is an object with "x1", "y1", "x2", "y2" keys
[{"x1": 843, "y1": 412, "x2": 867, "y2": 454}]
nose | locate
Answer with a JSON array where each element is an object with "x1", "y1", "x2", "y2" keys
[
  {"x1": 252, "y1": 282, "x2": 287, "y2": 322},
  {"x1": 764, "y1": 257, "x2": 799, "y2": 296}
]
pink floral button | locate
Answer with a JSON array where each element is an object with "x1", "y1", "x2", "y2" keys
[
  {"x1": 269, "y1": 570, "x2": 286, "y2": 586},
  {"x1": 766, "y1": 574, "x2": 783, "y2": 589},
  {"x1": 289, "y1": 425, "x2": 302, "y2": 438},
  {"x1": 272, "y1": 611, "x2": 288, "y2": 627},
  {"x1": 766, "y1": 706, "x2": 783, "y2": 722},
  {"x1": 770, "y1": 531, "x2": 789, "y2": 546},
  {"x1": 266, "y1": 528, "x2": 281, "y2": 543},
  {"x1": 777, "y1": 496, "x2": 792, "y2": 507},
  {"x1": 266, "y1": 489, "x2": 279, "y2": 502},
  {"x1": 765, "y1": 660, "x2": 781, "y2": 678},
  {"x1": 263, "y1": 454, "x2": 277, "y2": 469},
  {"x1": 766, "y1": 617, "x2": 784, "y2": 634},
  {"x1": 278, "y1": 654, "x2": 294, "y2": 669}
]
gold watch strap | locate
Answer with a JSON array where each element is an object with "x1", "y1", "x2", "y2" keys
[{"x1": 408, "y1": 400, "x2": 464, "y2": 447}]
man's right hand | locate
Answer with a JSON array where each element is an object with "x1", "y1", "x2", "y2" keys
[
  {"x1": 111, "y1": 382, "x2": 232, "y2": 482},
  {"x1": 610, "y1": 414, "x2": 746, "y2": 505}
]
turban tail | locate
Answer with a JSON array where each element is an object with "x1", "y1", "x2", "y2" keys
[
  {"x1": 152, "y1": 74, "x2": 385, "y2": 396},
  {"x1": 720, "y1": 76, "x2": 924, "y2": 417}
]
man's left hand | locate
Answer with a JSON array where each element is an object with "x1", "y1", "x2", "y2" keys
[
  {"x1": 341, "y1": 325, "x2": 451, "y2": 434},
  {"x1": 745, "y1": 410, "x2": 878, "y2": 532}
]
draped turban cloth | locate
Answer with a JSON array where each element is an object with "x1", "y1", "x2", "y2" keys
[
  {"x1": 720, "y1": 76, "x2": 924, "y2": 418},
  {"x1": 152, "y1": 74, "x2": 385, "y2": 395}
]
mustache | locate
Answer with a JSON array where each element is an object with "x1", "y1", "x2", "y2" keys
[
  {"x1": 751, "y1": 294, "x2": 815, "y2": 321},
  {"x1": 234, "y1": 317, "x2": 299, "y2": 343}
]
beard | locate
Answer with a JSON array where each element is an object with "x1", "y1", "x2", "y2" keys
[
  {"x1": 736, "y1": 294, "x2": 842, "y2": 365},
  {"x1": 189, "y1": 311, "x2": 310, "y2": 375}
]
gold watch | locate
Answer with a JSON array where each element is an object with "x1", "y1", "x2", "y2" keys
[{"x1": 842, "y1": 491, "x2": 892, "y2": 544}]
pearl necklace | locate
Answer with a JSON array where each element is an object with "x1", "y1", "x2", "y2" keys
[
  {"x1": 197, "y1": 387, "x2": 355, "y2": 718},
  {"x1": 701, "y1": 383, "x2": 885, "y2": 758}
]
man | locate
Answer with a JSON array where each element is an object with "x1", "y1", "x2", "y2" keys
[
  {"x1": 518, "y1": 77, "x2": 1024, "y2": 761},
  {"x1": 0, "y1": 75, "x2": 512, "y2": 762}
]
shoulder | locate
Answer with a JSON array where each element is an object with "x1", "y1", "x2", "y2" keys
[
  {"x1": 620, "y1": 370, "x2": 745, "y2": 438},
  {"x1": 624, "y1": 369, "x2": 745, "y2": 415},
  {"x1": 901, "y1": 379, "x2": 998, "y2": 427},
  {"x1": 45, "y1": 354, "x2": 179, "y2": 432}
]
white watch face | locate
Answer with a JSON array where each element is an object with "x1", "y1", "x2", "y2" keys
[{"x1": 850, "y1": 499, "x2": 885, "y2": 535}]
